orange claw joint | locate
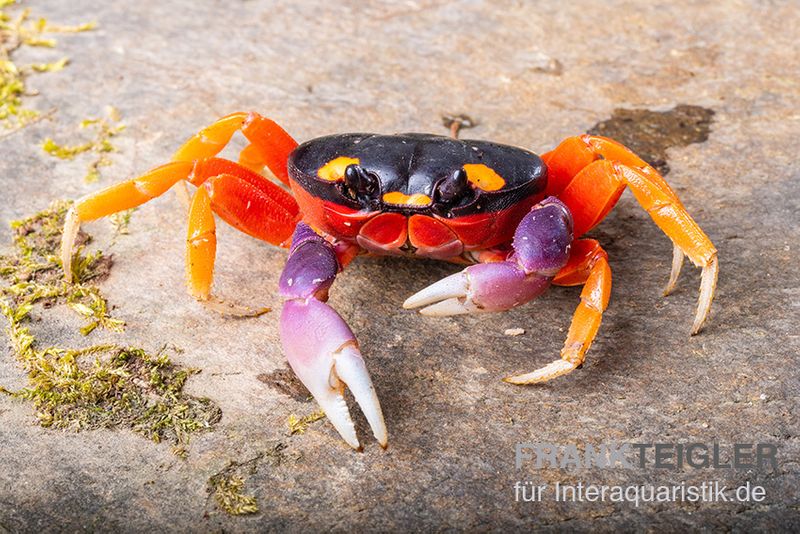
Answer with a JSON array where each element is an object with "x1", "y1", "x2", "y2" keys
[{"x1": 279, "y1": 224, "x2": 387, "y2": 450}]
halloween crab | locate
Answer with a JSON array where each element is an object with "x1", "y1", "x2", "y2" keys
[{"x1": 60, "y1": 112, "x2": 718, "y2": 450}]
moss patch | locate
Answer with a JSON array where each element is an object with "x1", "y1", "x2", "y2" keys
[
  {"x1": 0, "y1": 0, "x2": 96, "y2": 131},
  {"x1": 41, "y1": 107, "x2": 126, "y2": 183},
  {"x1": 0, "y1": 202, "x2": 221, "y2": 455},
  {"x1": 210, "y1": 472, "x2": 259, "y2": 516},
  {"x1": 207, "y1": 443, "x2": 295, "y2": 516},
  {"x1": 287, "y1": 409, "x2": 326, "y2": 435}
]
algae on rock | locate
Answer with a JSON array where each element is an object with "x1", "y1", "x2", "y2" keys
[{"x1": 0, "y1": 202, "x2": 221, "y2": 454}]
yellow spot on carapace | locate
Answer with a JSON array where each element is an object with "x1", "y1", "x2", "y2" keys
[
  {"x1": 317, "y1": 156, "x2": 359, "y2": 181},
  {"x1": 463, "y1": 163, "x2": 505, "y2": 191},
  {"x1": 382, "y1": 192, "x2": 432, "y2": 206}
]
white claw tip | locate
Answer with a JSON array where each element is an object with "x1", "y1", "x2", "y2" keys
[
  {"x1": 315, "y1": 345, "x2": 387, "y2": 451},
  {"x1": 403, "y1": 271, "x2": 469, "y2": 309},
  {"x1": 419, "y1": 297, "x2": 478, "y2": 316}
]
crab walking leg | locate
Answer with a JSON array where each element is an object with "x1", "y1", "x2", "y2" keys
[
  {"x1": 557, "y1": 158, "x2": 717, "y2": 333},
  {"x1": 543, "y1": 135, "x2": 691, "y2": 294},
  {"x1": 404, "y1": 197, "x2": 572, "y2": 316},
  {"x1": 279, "y1": 223, "x2": 387, "y2": 450},
  {"x1": 184, "y1": 171, "x2": 299, "y2": 310},
  {"x1": 186, "y1": 187, "x2": 216, "y2": 299},
  {"x1": 193, "y1": 159, "x2": 300, "y2": 246},
  {"x1": 237, "y1": 143, "x2": 268, "y2": 174},
  {"x1": 172, "y1": 112, "x2": 298, "y2": 186},
  {"x1": 61, "y1": 161, "x2": 193, "y2": 280},
  {"x1": 504, "y1": 239, "x2": 611, "y2": 384},
  {"x1": 61, "y1": 156, "x2": 299, "y2": 280},
  {"x1": 544, "y1": 135, "x2": 717, "y2": 333}
]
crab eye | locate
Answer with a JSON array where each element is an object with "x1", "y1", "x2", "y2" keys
[
  {"x1": 342, "y1": 164, "x2": 379, "y2": 201},
  {"x1": 436, "y1": 168, "x2": 472, "y2": 205}
]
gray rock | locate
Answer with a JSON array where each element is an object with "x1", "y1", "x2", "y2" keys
[{"x1": 1, "y1": 0, "x2": 798, "y2": 530}]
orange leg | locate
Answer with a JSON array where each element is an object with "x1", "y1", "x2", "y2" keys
[
  {"x1": 543, "y1": 135, "x2": 718, "y2": 334},
  {"x1": 171, "y1": 111, "x2": 298, "y2": 185},
  {"x1": 61, "y1": 160, "x2": 195, "y2": 279},
  {"x1": 203, "y1": 172, "x2": 299, "y2": 247},
  {"x1": 186, "y1": 186, "x2": 216, "y2": 300},
  {"x1": 238, "y1": 143, "x2": 269, "y2": 174},
  {"x1": 189, "y1": 167, "x2": 304, "y2": 299},
  {"x1": 190, "y1": 157, "x2": 299, "y2": 224},
  {"x1": 61, "y1": 113, "x2": 301, "y2": 315},
  {"x1": 543, "y1": 135, "x2": 687, "y2": 294},
  {"x1": 505, "y1": 239, "x2": 611, "y2": 384}
]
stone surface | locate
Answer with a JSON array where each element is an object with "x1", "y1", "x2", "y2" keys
[{"x1": 1, "y1": 0, "x2": 799, "y2": 531}]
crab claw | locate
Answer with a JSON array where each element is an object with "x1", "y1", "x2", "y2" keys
[
  {"x1": 405, "y1": 197, "x2": 572, "y2": 316},
  {"x1": 280, "y1": 299, "x2": 387, "y2": 450},
  {"x1": 403, "y1": 261, "x2": 551, "y2": 315}
]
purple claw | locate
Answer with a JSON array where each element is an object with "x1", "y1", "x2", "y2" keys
[
  {"x1": 278, "y1": 238, "x2": 338, "y2": 300},
  {"x1": 403, "y1": 196, "x2": 573, "y2": 315},
  {"x1": 512, "y1": 197, "x2": 573, "y2": 276},
  {"x1": 281, "y1": 300, "x2": 387, "y2": 449},
  {"x1": 466, "y1": 262, "x2": 551, "y2": 311},
  {"x1": 278, "y1": 222, "x2": 387, "y2": 450}
]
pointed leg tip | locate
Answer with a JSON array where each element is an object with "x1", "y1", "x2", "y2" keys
[
  {"x1": 691, "y1": 254, "x2": 718, "y2": 336},
  {"x1": 664, "y1": 244, "x2": 685, "y2": 297},
  {"x1": 504, "y1": 360, "x2": 577, "y2": 385},
  {"x1": 502, "y1": 374, "x2": 550, "y2": 385},
  {"x1": 502, "y1": 376, "x2": 527, "y2": 385},
  {"x1": 690, "y1": 320, "x2": 705, "y2": 336}
]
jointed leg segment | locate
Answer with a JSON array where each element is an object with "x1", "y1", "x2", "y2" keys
[
  {"x1": 172, "y1": 112, "x2": 297, "y2": 185},
  {"x1": 544, "y1": 134, "x2": 717, "y2": 334},
  {"x1": 505, "y1": 239, "x2": 611, "y2": 384},
  {"x1": 61, "y1": 113, "x2": 300, "y2": 311}
]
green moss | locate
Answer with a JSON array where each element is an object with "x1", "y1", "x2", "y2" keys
[
  {"x1": 41, "y1": 107, "x2": 126, "y2": 183},
  {"x1": 207, "y1": 445, "x2": 290, "y2": 516},
  {"x1": 0, "y1": 1, "x2": 96, "y2": 130},
  {"x1": 287, "y1": 409, "x2": 326, "y2": 435},
  {"x1": 0, "y1": 202, "x2": 221, "y2": 453},
  {"x1": 210, "y1": 473, "x2": 259, "y2": 516},
  {"x1": 41, "y1": 137, "x2": 95, "y2": 159}
]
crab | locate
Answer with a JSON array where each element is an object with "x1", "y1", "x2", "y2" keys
[{"x1": 60, "y1": 112, "x2": 718, "y2": 450}]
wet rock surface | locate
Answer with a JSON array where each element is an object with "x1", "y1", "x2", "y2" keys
[
  {"x1": 588, "y1": 105, "x2": 715, "y2": 175},
  {"x1": 1, "y1": 0, "x2": 798, "y2": 531}
]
